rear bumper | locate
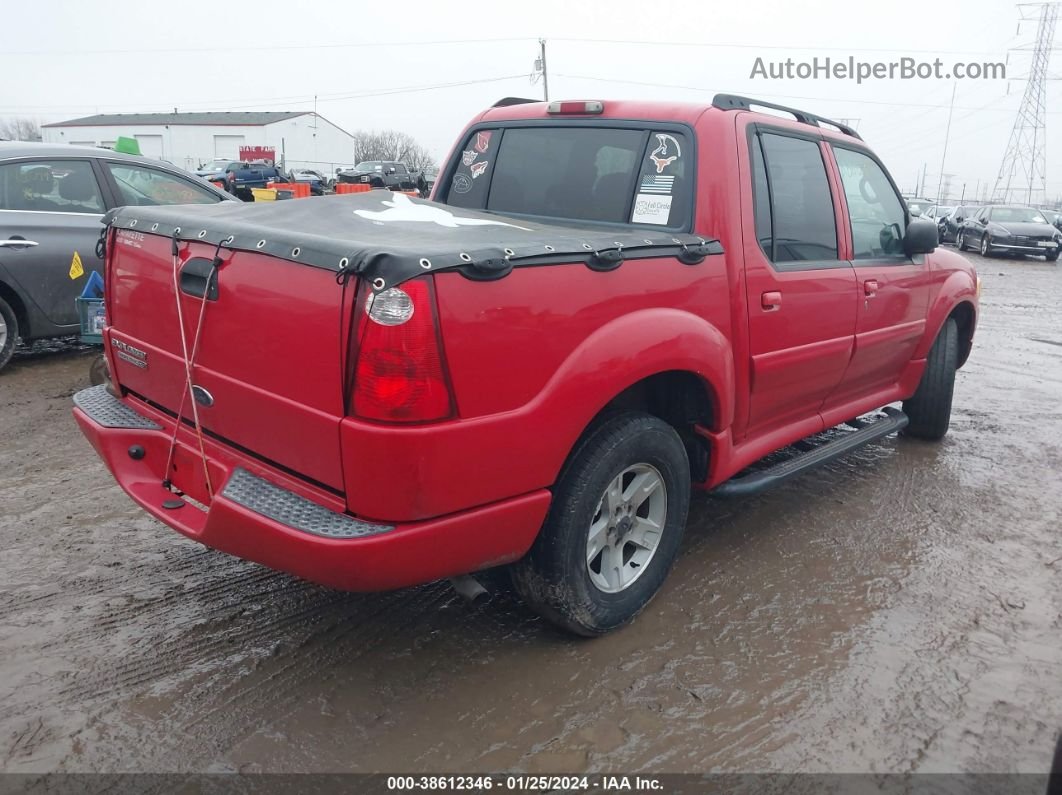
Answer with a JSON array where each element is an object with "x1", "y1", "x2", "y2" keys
[{"x1": 72, "y1": 386, "x2": 549, "y2": 591}]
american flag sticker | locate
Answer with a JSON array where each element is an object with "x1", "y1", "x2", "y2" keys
[{"x1": 640, "y1": 174, "x2": 675, "y2": 194}]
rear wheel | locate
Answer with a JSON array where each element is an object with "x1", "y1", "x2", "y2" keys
[
  {"x1": 903, "y1": 318, "x2": 958, "y2": 440},
  {"x1": 510, "y1": 412, "x2": 690, "y2": 636},
  {"x1": 0, "y1": 296, "x2": 18, "y2": 373}
]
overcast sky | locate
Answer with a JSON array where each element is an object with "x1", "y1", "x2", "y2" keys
[{"x1": 2, "y1": 0, "x2": 1057, "y2": 202}]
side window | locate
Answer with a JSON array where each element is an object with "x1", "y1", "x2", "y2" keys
[
  {"x1": 757, "y1": 133, "x2": 838, "y2": 263},
  {"x1": 833, "y1": 147, "x2": 906, "y2": 258},
  {"x1": 446, "y1": 129, "x2": 498, "y2": 209},
  {"x1": 105, "y1": 163, "x2": 222, "y2": 206},
  {"x1": 630, "y1": 130, "x2": 690, "y2": 228},
  {"x1": 0, "y1": 160, "x2": 104, "y2": 214}
]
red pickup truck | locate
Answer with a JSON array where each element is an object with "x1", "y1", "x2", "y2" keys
[{"x1": 73, "y1": 95, "x2": 978, "y2": 635}]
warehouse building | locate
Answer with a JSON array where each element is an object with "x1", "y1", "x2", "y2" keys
[{"x1": 41, "y1": 111, "x2": 355, "y2": 175}]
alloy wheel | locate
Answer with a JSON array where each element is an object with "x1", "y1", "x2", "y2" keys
[{"x1": 586, "y1": 463, "x2": 668, "y2": 593}]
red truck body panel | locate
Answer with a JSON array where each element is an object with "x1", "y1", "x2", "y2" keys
[{"x1": 76, "y1": 98, "x2": 979, "y2": 591}]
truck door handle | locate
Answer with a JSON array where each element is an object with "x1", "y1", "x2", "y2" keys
[
  {"x1": 761, "y1": 290, "x2": 782, "y2": 310},
  {"x1": 0, "y1": 239, "x2": 39, "y2": 248},
  {"x1": 863, "y1": 279, "x2": 879, "y2": 297}
]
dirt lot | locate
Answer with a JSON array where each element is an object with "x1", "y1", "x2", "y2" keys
[{"x1": 1, "y1": 249, "x2": 1060, "y2": 777}]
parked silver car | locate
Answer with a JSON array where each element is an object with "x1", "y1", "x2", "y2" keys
[{"x1": 0, "y1": 142, "x2": 233, "y2": 371}]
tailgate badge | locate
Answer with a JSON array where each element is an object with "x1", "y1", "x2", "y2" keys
[{"x1": 191, "y1": 385, "x2": 214, "y2": 408}]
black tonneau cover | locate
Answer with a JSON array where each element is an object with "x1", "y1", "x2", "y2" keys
[{"x1": 104, "y1": 193, "x2": 721, "y2": 292}]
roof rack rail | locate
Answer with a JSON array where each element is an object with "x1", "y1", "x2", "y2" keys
[
  {"x1": 711, "y1": 94, "x2": 862, "y2": 140},
  {"x1": 492, "y1": 97, "x2": 539, "y2": 107}
]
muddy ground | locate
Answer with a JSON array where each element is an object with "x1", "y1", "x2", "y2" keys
[{"x1": 1, "y1": 249, "x2": 1060, "y2": 778}]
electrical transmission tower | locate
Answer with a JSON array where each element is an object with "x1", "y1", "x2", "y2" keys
[{"x1": 993, "y1": 2, "x2": 1058, "y2": 205}]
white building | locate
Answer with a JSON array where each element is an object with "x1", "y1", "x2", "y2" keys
[{"x1": 41, "y1": 111, "x2": 355, "y2": 175}]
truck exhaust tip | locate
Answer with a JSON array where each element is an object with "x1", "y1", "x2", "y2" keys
[{"x1": 448, "y1": 575, "x2": 490, "y2": 605}]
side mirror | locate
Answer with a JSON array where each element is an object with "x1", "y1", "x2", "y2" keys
[{"x1": 904, "y1": 218, "x2": 938, "y2": 256}]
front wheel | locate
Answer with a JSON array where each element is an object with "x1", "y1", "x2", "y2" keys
[
  {"x1": 981, "y1": 234, "x2": 992, "y2": 257},
  {"x1": 956, "y1": 230, "x2": 966, "y2": 251},
  {"x1": 903, "y1": 318, "x2": 958, "y2": 440},
  {"x1": 510, "y1": 412, "x2": 691, "y2": 636},
  {"x1": 1046, "y1": 250, "x2": 1059, "y2": 263}
]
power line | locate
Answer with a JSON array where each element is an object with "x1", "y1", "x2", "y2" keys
[
  {"x1": 0, "y1": 37, "x2": 535, "y2": 57},
  {"x1": 0, "y1": 75, "x2": 528, "y2": 115},
  {"x1": 551, "y1": 36, "x2": 1017, "y2": 56},
  {"x1": 554, "y1": 73, "x2": 1061, "y2": 112}
]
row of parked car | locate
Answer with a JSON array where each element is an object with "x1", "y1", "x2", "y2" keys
[
  {"x1": 909, "y1": 199, "x2": 1062, "y2": 261},
  {"x1": 195, "y1": 160, "x2": 438, "y2": 199}
]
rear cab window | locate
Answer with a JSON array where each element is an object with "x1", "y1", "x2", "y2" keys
[{"x1": 443, "y1": 125, "x2": 693, "y2": 230}]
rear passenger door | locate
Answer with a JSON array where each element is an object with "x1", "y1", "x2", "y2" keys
[
  {"x1": 0, "y1": 158, "x2": 108, "y2": 328},
  {"x1": 740, "y1": 126, "x2": 857, "y2": 437},
  {"x1": 827, "y1": 145, "x2": 930, "y2": 402}
]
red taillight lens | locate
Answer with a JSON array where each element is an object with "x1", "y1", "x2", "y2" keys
[{"x1": 352, "y1": 277, "x2": 453, "y2": 423}]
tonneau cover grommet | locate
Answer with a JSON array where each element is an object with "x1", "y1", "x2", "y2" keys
[
  {"x1": 544, "y1": 245, "x2": 555, "y2": 252},
  {"x1": 224, "y1": 235, "x2": 234, "y2": 244},
  {"x1": 197, "y1": 230, "x2": 207, "y2": 238},
  {"x1": 339, "y1": 257, "x2": 349, "y2": 268},
  {"x1": 582, "y1": 243, "x2": 593, "y2": 250},
  {"x1": 419, "y1": 257, "x2": 432, "y2": 269},
  {"x1": 459, "y1": 252, "x2": 472, "y2": 262},
  {"x1": 151, "y1": 223, "x2": 159, "y2": 232},
  {"x1": 503, "y1": 248, "x2": 515, "y2": 257},
  {"x1": 372, "y1": 277, "x2": 386, "y2": 290},
  {"x1": 292, "y1": 247, "x2": 301, "y2": 258},
  {"x1": 256, "y1": 240, "x2": 266, "y2": 249},
  {"x1": 129, "y1": 219, "x2": 137, "y2": 227}
]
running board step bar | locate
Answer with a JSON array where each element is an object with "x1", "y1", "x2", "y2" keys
[{"x1": 713, "y1": 407, "x2": 909, "y2": 497}]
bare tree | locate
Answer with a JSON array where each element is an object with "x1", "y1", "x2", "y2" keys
[
  {"x1": 0, "y1": 117, "x2": 42, "y2": 142},
  {"x1": 352, "y1": 129, "x2": 436, "y2": 172}
]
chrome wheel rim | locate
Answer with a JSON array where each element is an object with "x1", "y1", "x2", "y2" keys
[
  {"x1": 586, "y1": 463, "x2": 667, "y2": 594},
  {"x1": 982, "y1": 236, "x2": 989, "y2": 255},
  {"x1": 0, "y1": 312, "x2": 7, "y2": 351}
]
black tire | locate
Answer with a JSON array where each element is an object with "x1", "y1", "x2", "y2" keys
[
  {"x1": 956, "y1": 230, "x2": 966, "y2": 251},
  {"x1": 980, "y1": 234, "x2": 992, "y2": 257},
  {"x1": 1046, "y1": 250, "x2": 1059, "y2": 263},
  {"x1": 0, "y1": 296, "x2": 17, "y2": 373},
  {"x1": 903, "y1": 318, "x2": 958, "y2": 441},
  {"x1": 88, "y1": 354, "x2": 108, "y2": 386},
  {"x1": 510, "y1": 412, "x2": 691, "y2": 636}
]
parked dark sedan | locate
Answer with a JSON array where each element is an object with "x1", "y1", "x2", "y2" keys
[
  {"x1": 0, "y1": 142, "x2": 233, "y2": 371},
  {"x1": 957, "y1": 205, "x2": 1061, "y2": 260},
  {"x1": 939, "y1": 204, "x2": 978, "y2": 244}
]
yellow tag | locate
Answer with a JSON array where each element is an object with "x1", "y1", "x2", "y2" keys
[{"x1": 69, "y1": 251, "x2": 84, "y2": 280}]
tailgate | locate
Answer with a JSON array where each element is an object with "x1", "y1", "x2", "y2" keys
[{"x1": 106, "y1": 231, "x2": 349, "y2": 492}]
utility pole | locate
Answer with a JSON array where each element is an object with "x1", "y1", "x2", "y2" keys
[
  {"x1": 539, "y1": 39, "x2": 549, "y2": 101},
  {"x1": 936, "y1": 83, "x2": 957, "y2": 204},
  {"x1": 993, "y1": 2, "x2": 1058, "y2": 205}
]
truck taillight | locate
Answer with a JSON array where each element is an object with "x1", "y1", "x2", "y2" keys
[{"x1": 352, "y1": 278, "x2": 454, "y2": 423}]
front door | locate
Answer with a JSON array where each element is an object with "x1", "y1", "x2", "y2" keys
[
  {"x1": 0, "y1": 158, "x2": 107, "y2": 328},
  {"x1": 827, "y1": 145, "x2": 930, "y2": 403},
  {"x1": 740, "y1": 125, "x2": 858, "y2": 438}
]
